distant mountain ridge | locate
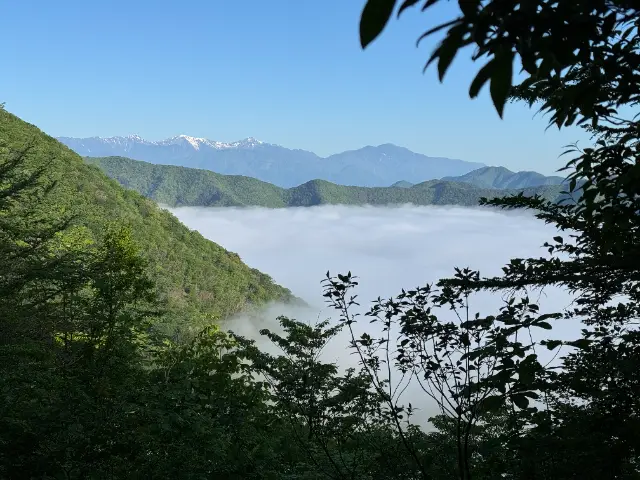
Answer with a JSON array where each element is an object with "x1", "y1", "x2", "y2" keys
[
  {"x1": 443, "y1": 166, "x2": 566, "y2": 189},
  {"x1": 86, "y1": 156, "x2": 573, "y2": 210},
  {"x1": 390, "y1": 180, "x2": 414, "y2": 188},
  {"x1": 58, "y1": 134, "x2": 485, "y2": 188},
  {"x1": 65, "y1": 134, "x2": 267, "y2": 152}
]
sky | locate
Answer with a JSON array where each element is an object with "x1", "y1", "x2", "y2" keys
[
  {"x1": 171, "y1": 204, "x2": 580, "y2": 426},
  {"x1": 1, "y1": 0, "x2": 590, "y2": 174}
]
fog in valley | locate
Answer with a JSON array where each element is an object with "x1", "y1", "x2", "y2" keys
[{"x1": 172, "y1": 204, "x2": 580, "y2": 426}]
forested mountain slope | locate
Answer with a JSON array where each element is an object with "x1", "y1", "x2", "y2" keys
[
  {"x1": 443, "y1": 165, "x2": 566, "y2": 189},
  {"x1": 0, "y1": 110, "x2": 295, "y2": 336},
  {"x1": 87, "y1": 155, "x2": 571, "y2": 208}
]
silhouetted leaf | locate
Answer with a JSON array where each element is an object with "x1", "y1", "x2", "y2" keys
[
  {"x1": 360, "y1": 0, "x2": 397, "y2": 48},
  {"x1": 567, "y1": 338, "x2": 592, "y2": 350},
  {"x1": 543, "y1": 340, "x2": 562, "y2": 350},
  {"x1": 458, "y1": 0, "x2": 479, "y2": 16},
  {"x1": 398, "y1": 0, "x2": 420, "y2": 16},
  {"x1": 512, "y1": 394, "x2": 529, "y2": 409},
  {"x1": 490, "y1": 50, "x2": 514, "y2": 118},
  {"x1": 469, "y1": 60, "x2": 494, "y2": 98},
  {"x1": 480, "y1": 394, "x2": 504, "y2": 412}
]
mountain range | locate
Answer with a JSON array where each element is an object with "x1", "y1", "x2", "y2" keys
[
  {"x1": 57, "y1": 134, "x2": 487, "y2": 188},
  {"x1": 86, "y1": 156, "x2": 573, "y2": 209}
]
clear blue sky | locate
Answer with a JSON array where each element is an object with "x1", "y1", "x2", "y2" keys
[{"x1": 0, "y1": 0, "x2": 589, "y2": 174}]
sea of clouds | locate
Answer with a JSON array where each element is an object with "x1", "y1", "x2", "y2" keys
[{"x1": 171, "y1": 204, "x2": 580, "y2": 426}]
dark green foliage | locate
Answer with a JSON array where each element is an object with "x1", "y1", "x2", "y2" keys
[
  {"x1": 87, "y1": 155, "x2": 569, "y2": 208},
  {"x1": 0, "y1": 141, "x2": 306, "y2": 479},
  {"x1": 353, "y1": 1, "x2": 640, "y2": 478},
  {"x1": 0, "y1": 110, "x2": 295, "y2": 339},
  {"x1": 234, "y1": 317, "x2": 392, "y2": 479}
]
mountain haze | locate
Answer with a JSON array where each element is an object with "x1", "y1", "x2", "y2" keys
[
  {"x1": 87, "y1": 155, "x2": 571, "y2": 209},
  {"x1": 58, "y1": 134, "x2": 485, "y2": 188}
]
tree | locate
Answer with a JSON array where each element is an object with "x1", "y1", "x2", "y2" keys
[
  {"x1": 322, "y1": 268, "x2": 556, "y2": 480},
  {"x1": 0, "y1": 144, "x2": 76, "y2": 344},
  {"x1": 0, "y1": 221, "x2": 162, "y2": 479},
  {"x1": 235, "y1": 316, "x2": 411, "y2": 480},
  {"x1": 353, "y1": 1, "x2": 640, "y2": 478}
]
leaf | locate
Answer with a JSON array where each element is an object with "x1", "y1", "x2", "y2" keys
[
  {"x1": 569, "y1": 177, "x2": 577, "y2": 192},
  {"x1": 469, "y1": 60, "x2": 494, "y2": 98},
  {"x1": 512, "y1": 394, "x2": 529, "y2": 409},
  {"x1": 458, "y1": 0, "x2": 479, "y2": 16},
  {"x1": 360, "y1": 0, "x2": 398, "y2": 48},
  {"x1": 433, "y1": 25, "x2": 465, "y2": 81},
  {"x1": 553, "y1": 236, "x2": 563, "y2": 244},
  {"x1": 489, "y1": 49, "x2": 514, "y2": 118},
  {"x1": 567, "y1": 338, "x2": 592, "y2": 350},
  {"x1": 543, "y1": 339, "x2": 562, "y2": 350},
  {"x1": 480, "y1": 394, "x2": 504, "y2": 412},
  {"x1": 398, "y1": 0, "x2": 420, "y2": 17},
  {"x1": 421, "y1": 0, "x2": 439, "y2": 10},
  {"x1": 416, "y1": 18, "x2": 461, "y2": 47}
]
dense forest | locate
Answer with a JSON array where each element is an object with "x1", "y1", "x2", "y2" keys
[
  {"x1": 85, "y1": 155, "x2": 570, "y2": 208},
  {"x1": 2, "y1": 0, "x2": 640, "y2": 478}
]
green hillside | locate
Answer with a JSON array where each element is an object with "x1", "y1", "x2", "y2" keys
[
  {"x1": 443, "y1": 166, "x2": 567, "y2": 189},
  {"x1": 0, "y1": 110, "x2": 295, "y2": 337},
  {"x1": 87, "y1": 155, "x2": 569, "y2": 208}
]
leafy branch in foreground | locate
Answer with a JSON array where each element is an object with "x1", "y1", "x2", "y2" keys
[
  {"x1": 360, "y1": 0, "x2": 639, "y2": 125},
  {"x1": 356, "y1": 3, "x2": 640, "y2": 476},
  {"x1": 234, "y1": 316, "x2": 399, "y2": 480},
  {"x1": 322, "y1": 269, "x2": 560, "y2": 480}
]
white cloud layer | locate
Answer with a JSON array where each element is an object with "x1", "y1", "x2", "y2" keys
[{"x1": 171, "y1": 205, "x2": 580, "y2": 426}]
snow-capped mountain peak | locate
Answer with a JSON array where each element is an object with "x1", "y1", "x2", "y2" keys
[
  {"x1": 153, "y1": 135, "x2": 266, "y2": 150},
  {"x1": 158, "y1": 135, "x2": 212, "y2": 150},
  {"x1": 231, "y1": 137, "x2": 263, "y2": 148},
  {"x1": 90, "y1": 135, "x2": 153, "y2": 145},
  {"x1": 84, "y1": 134, "x2": 266, "y2": 151}
]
